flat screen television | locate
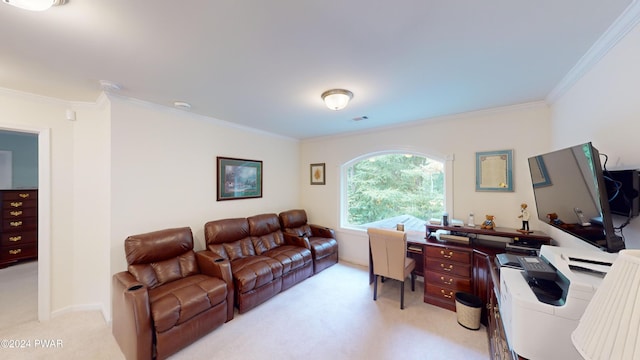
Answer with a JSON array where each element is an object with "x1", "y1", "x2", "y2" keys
[{"x1": 528, "y1": 142, "x2": 625, "y2": 253}]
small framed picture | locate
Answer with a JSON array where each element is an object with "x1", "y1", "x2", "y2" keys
[{"x1": 310, "y1": 163, "x2": 326, "y2": 185}]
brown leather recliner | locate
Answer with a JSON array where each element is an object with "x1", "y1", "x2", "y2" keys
[
  {"x1": 279, "y1": 209, "x2": 339, "y2": 274},
  {"x1": 112, "y1": 227, "x2": 234, "y2": 360}
]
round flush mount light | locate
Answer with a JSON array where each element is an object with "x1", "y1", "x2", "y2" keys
[
  {"x1": 321, "y1": 89, "x2": 353, "y2": 111},
  {"x1": 173, "y1": 101, "x2": 192, "y2": 111},
  {"x1": 2, "y1": 0, "x2": 67, "y2": 11}
]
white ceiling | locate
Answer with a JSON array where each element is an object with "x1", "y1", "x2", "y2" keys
[{"x1": 0, "y1": 1, "x2": 634, "y2": 139}]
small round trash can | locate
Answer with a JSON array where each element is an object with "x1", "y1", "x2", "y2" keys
[{"x1": 455, "y1": 292, "x2": 483, "y2": 330}]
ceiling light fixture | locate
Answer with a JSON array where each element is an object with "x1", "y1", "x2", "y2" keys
[
  {"x1": 321, "y1": 89, "x2": 353, "y2": 111},
  {"x1": 2, "y1": 0, "x2": 67, "y2": 11},
  {"x1": 99, "y1": 80, "x2": 121, "y2": 92}
]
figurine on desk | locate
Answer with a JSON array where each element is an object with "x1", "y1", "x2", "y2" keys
[
  {"x1": 481, "y1": 214, "x2": 496, "y2": 230},
  {"x1": 518, "y1": 203, "x2": 532, "y2": 233}
]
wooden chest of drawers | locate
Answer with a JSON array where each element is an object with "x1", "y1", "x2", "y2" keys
[
  {"x1": 424, "y1": 243, "x2": 472, "y2": 311},
  {"x1": 0, "y1": 189, "x2": 38, "y2": 268}
]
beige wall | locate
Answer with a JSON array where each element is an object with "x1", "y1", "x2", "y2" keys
[
  {"x1": 550, "y1": 20, "x2": 640, "y2": 250},
  {"x1": 300, "y1": 103, "x2": 552, "y2": 265}
]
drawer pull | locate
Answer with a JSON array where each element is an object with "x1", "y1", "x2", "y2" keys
[
  {"x1": 10, "y1": 210, "x2": 23, "y2": 216},
  {"x1": 440, "y1": 263, "x2": 453, "y2": 271},
  {"x1": 441, "y1": 289, "x2": 453, "y2": 299},
  {"x1": 10, "y1": 201, "x2": 23, "y2": 207},
  {"x1": 19, "y1": 193, "x2": 30, "y2": 198},
  {"x1": 9, "y1": 236, "x2": 22, "y2": 242},
  {"x1": 9, "y1": 249, "x2": 22, "y2": 255},
  {"x1": 440, "y1": 250, "x2": 453, "y2": 258},
  {"x1": 10, "y1": 221, "x2": 23, "y2": 227},
  {"x1": 440, "y1": 276, "x2": 453, "y2": 285}
]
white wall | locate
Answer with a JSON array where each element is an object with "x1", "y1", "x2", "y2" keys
[
  {"x1": 300, "y1": 103, "x2": 551, "y2": 265},
  {"x1": 550, "y1": 20, "x2": 640, "y2": 250},
  {"x1": 109, "y1": 97, "x2": 301, "y2": 277}
]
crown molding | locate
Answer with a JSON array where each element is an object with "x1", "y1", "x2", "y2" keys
[{"x1": 547, "y1": 1, "x2": 640, "y2": 103}]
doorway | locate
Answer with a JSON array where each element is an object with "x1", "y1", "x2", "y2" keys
[{"x1": 0, "y1": 126, "x2": 51, "y2": 325}]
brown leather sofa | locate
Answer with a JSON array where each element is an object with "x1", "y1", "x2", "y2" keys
[
  {"x1": 112, "y1": 227, "x2": 234, "y2": 360},
  {"x1": 279, "y1": 209, "x2": 339, "y2": 274},
  {"x1": 204, "y1": 213, "x2": 313, "y2": 313}
]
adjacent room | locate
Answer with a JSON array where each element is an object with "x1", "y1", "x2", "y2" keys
[{"x1": 1, "y1": 1, "x2": 640, "y2": 359}]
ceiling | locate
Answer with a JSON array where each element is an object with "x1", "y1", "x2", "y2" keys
[{"x1": 0, "y1": 1, "x2": 633, "y2": 139}]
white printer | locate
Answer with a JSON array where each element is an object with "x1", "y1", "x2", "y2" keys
[{"x1": 499, "y1": 245, "x2": 617, "y2": 360}]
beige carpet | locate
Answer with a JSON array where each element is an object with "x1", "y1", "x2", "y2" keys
[
  {"x1": 0, "y1": 260, "x2": 38, "y2": 330},
  {"x1": 0, "y1": 261, "x2": 489, "y2": 360}
]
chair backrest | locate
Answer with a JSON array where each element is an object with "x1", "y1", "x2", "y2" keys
[
  {"x1": 367, "y1": 227, "x2": 407, "y2": 281},
  {"x1": 279, "y1": 209, "x2": 312, "y2": 237},
  {"x1": 124, "y1": 227, "x2": 199, "y2": 289}
]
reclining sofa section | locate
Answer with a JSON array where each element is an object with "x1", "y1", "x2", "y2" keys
[{"x1": 204, "y1": 213, "x2": 313, "y2": 313}]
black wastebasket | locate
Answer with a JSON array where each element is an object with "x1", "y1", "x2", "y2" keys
[{"x1": 455, "y1": 292, "x2": 483, "y2": 330}]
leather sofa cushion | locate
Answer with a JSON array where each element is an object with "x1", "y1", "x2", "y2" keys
[
  {"x1": 129, "y1": 251, "x2": 200, "y2": 289},
  {"x1": 252, "y1": 232, "x2": 285, "y2": 255},
  {"x1": 309, "y1": 237, "x2": 338, "y2": 258},
  {"x1": 126, "y1": 227, "x2": 194, "y2": 265},
  {"x1": 149, "y1": 274, "x2": 227, "y2": 333},
  {"x1": 231, "y1": 256, "x2": 283, "y2": 293},
  {"x1": 223, "y1": 238, "x2": 256, "y2": 260},
  {"x1": 279, "y1": 209, "x2": 309, "y2": 230},
  {"x1": 263, "y1": 246, "x2": 312, "y2": 273}
]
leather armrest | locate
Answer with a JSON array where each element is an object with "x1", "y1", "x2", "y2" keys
[
  {"x1": 309, "y1": 224, "x2": 336, "y2": 239},
  {"x1": 112, "y1": 271, "x2": 152, "y2": 360},
  {"x1": 283, "y1": 232, "x2": 311, "y2": 249},
  {"x1": 196, "y1": 250, "x2": 234, "y2": 321}
]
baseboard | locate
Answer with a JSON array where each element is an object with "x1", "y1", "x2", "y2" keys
[{"x1": 51, "y1": 303, "x2": 107, "y2": 323}]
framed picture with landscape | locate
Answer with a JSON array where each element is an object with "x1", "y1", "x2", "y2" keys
[{"x1": 216, "y1": 157, "x2": 263, "y2": 200}]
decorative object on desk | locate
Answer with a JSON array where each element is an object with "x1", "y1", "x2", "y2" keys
[
  {"x1": 571, "y1": 250, "x2": 640, "y2": 360},
  {"x1": 216, "y1": 157, "x2": 263, "y2": 200},
  {"x1": 480, "y1": 215, "x2": 495, "y2": 230},
  {"x1": 475, "y1": 149, "x2": 513, "y2": 192},
  {"x1": 467, "y1": 213, "x2": 475, "y2": 227},
  {"x1": 442, "y1": 212, "x2": 449, "y2": 226},
  {"x1": 517, "y1": 203, "x2": 531, "y2": 233},
  {"x1": 396, "y1": 223, "x2": 404, "y2": 231},
  {"x1": 310, "y1": 163, "x2": 325, "y2": 185}
]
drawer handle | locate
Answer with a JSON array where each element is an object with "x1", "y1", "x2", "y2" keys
[
  {"x1": 440, "y1": 276, "x2": 453, "y2": 285},
  {"x1": 440, "y1": 250, "x2": 453, "y2": 258},
  {"x1": 10, "y1": 210, "x2": 23, "y2": 216},
  {"x1": 9, "y1": 249, "x2": 22, "y2": 255},
  {"x1": 10, "y1": 201, "x2": 23, "y2": 207},
  {"x1": 9, "y1": 236, "x2": 22, "y2": 242},
  {"x1": 440, "y1": 289, "x2": 453, "y2": 299},
  {"x1": 10, "y1": 221, "x2": 23, "y2": 227},
  {"x1": 19, "y1": 193, "x2": 30, "y2": 198},
  {"x1": 440, "y1": 263, "x2": 453, "y2": 271}
]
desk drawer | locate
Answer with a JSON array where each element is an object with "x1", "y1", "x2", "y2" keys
[
  {"x1": 425, "y1": 271, "x2": 472, "y2": 291},
  {"x1": 426, "y1": 258, "x2": 471, "y2": 277},
  {"x1": 1, "y1": 190, "x2": 38, "y2": 201},
  {"x1": 2, "y1": 199, "x2": 37, "y2": 210},
  {"x1": 425, "y1": 283, "x2": 457, "y2": 305},
  {"x1": 2, "y1": 217, "x2": 37, "y2": 231},
  {"x1": 426, "y1": 246, "x2": 471, "y2": 263}
]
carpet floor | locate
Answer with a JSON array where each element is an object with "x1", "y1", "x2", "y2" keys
[{"x1": 0, "y1": 261, "x2": 489, "y2": 359}]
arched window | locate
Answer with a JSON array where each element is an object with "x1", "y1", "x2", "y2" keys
[{"x1": 341, "y1": 152, "x2": 445, "y2": 231}]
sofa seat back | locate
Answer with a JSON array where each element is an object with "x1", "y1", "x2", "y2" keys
[{"x1": 125, "y1": 227, "x2": 200, "y2": 289}]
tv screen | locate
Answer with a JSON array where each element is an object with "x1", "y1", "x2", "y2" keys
[{"x1": 528, "y1": 142, "x2": 625, "y2": 253}]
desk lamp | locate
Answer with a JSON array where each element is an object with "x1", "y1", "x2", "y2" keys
[{"x1": 571, "y1": 250, "x2": 640, "y2": 360}]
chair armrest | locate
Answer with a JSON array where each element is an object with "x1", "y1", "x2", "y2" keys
[
  {"x1": 196, "y1": 250, "x2": 234, "y2": 322},
  {"x1": 309, "y1": 224, "x2": 336, "y2": 239},
  {"x1": 283, "y1": 232, "x2": 311, "y2": 249},
  {"x1": 112, "y1": 271, "x2": 153, "y2": 360}
]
